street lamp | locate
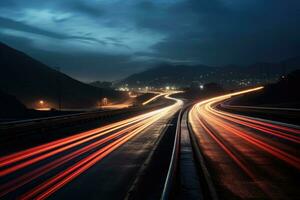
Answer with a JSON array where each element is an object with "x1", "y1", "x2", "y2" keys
[
  {"x1": 102, "y1": 97, "x2": 108, "y2": 105},
  {"x1": 39, "y1": 100, "x2": 44, "y2": 105},
  {"x1": 36, "y1": 100, "x2": 47, "y2": 110}
]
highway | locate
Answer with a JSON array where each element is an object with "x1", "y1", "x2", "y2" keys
[
  {"x1": 189, "y1": 87, "x2": 300, "y2": 199},
  {"x1": 1, "y1": 87, "x2": 299, "y2": 200},
  {"x1": 142, "y1": 93, "x2": 166, "y2": 106},
  {"x1": 0, "y1": 94, "x2": 182, "y2": 199},
  {"x1": 219, "y1": 100, "x2": 300, "y2": 125}
]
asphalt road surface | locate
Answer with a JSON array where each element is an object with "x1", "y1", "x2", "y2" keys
[
  {"x1": 0, "y1": 95, "x2": 182, "y2": 200},
  {"x1": 189, "y1": 88, "x2": 300, "y2": 199},
  {"x1": 2, "y1": 88, "x2": 299, "y2": 200}
]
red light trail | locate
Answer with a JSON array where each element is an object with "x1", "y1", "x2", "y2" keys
[
  {"x1": 0, "y1": 94, "x2": 182, "y2": 199},
  {"x1": 189, "y1": 87, "x2": 300, "y2": 199}
]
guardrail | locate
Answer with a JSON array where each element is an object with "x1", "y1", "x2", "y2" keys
[
  {"x1": 161, "y1": 108, "x2": 183, "y2": 200},
  {"x1": 220, "y1": 103, "x2": 300, "y2": 112},
  {"x1": 0, "y1": 101, "x2": 172, "y2": 142},
  {"x1": 218, "y1": 102, "x2": 300, "y2": 125},
  {"x1": 187, "y1": 110, "x2": 219, "y2": 200},
  {"x1": 0, "y1": 112, "x2": 87, "y2": 126},
  {"x1": 161, "y1": 105, "x2": 218, "y2": 200}
]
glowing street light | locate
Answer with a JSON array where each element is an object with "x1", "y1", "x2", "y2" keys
[
  {"x1": 102, "y1": 97, "x2": 108, "y2": 105},
  {"x1": 200, "y1": 85, "x2": 204, "y2": 90},
  {"x1": 36, "y1": 99, "x2": 50, "y2": 110}
]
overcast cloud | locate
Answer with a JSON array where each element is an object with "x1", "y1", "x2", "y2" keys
[{"x1": 0, "y1": 0, "x2": 299, "y2": 81}]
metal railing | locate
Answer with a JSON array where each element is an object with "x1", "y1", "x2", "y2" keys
[
  {"x1": 161, "y1": 105, "x2": 219, "y2": 200},
  {"x1": 0, "y1": 101, "x2": 170, "y2": 141},
  {"x1": 161, "y1": 108, "x2": 183, "y2": 200}
]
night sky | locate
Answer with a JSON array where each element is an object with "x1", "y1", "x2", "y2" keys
[{"x1": 0, "y1": 0, "x2": 300, "y2": 81}]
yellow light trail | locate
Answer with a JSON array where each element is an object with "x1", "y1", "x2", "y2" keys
[
  {"x1": 142, "y1": 93, "x2": 166, "y2": 105},
  {"x1": 0, "y1": 94, "x2": 183, "y2": 199}
]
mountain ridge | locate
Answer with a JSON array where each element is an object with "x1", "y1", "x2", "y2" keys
[
  {"x1": 121, "y1": 56, "x2": 300, "y2": 88},
  {"x1": 0, "y1": 42, "x2": 125, "y2": 109}
]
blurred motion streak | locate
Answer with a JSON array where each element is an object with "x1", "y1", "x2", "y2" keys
[
  {"x1": 142, "y1": 93, "x2": 165, "y2": 105},
  {"x1": 189, "y1": 87, "x2": 300, "y2": 199},
  {"x1": 0, "y1": 94, "x2": 182, "y2": 199}
]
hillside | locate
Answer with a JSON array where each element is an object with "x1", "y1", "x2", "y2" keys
[
  {"x1": 231, "y1": 70, "x2": 300, "y2": 108},
  {"x1": 0, "y1": 42, "x2": 126, "y2": 109},
  {"x1": 121, "y1": 57, "x2": 300, "y2": 89},
  {"x1": 0, "y1": 89, "x2": 27, "y2": 118}
]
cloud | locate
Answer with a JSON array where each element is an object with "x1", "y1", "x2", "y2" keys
[
  {"x1": 0, "y1": 32, "x2": 150, "y2": 81},
  {"x1": 0, "y1": 16, "x2": 109, "y2": 45},
  {"x1": 143, "y1": 0, "x2": 300, "y2": 65},
  {"x1": 0, "y1": 17, "x2": 68, "y2": 39},
  {"x1": 0, "y1": 0, "x2": 299, "y2": 80},
  {"x1": 67, "y1": 1, "x2": 105, "y2": 18}
]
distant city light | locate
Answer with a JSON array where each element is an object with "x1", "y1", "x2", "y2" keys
[
  {"x1": 118, "y1": 87, "x2": 129, "y2": 91},
  {"x1": 166, "y1": 86, "x2": 170, "y2": 90},
  {"x1": 36, "y1": 99, "x2": 51, "y2": 111},
  {"x1": 200, "y1": 85, "x2": 204, "y2": 89},
  {"x1": 103, "y1": 97, "x2": 108, "y2": 105},
  {"x1": 128, "y1": 92, "x2": 137, "y2": 98}
]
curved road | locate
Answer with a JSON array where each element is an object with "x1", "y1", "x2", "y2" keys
[
  {"x1": 0, "y1": 95, "x2": 182, "y2": 200},
  {"x1": 189, "y1": 87, "x2": 300, "y2": 199}
]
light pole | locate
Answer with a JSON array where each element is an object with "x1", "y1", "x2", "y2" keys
[
  {"x1": 56, "y1": 67, "x2": 62, "y2": 111},
  {"x1": 103, "y1": 97, "x2": 108, "y2": 105},
  {"x1": 39, "y1": 100, "x2": 44, "y2": 106}
]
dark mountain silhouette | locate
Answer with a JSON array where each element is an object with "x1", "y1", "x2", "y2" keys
[
  {"x1": 174, "y1": 82, "x2": 225, "y2": 100},
  {"x1": 121, "y1": 57, "x2": 300, "y2": 88},
  {"x1": 0, "y1": 89, "x2": 27, "y2": 118},
  {"x1": 232, "y1": 70, "x2": 300, "y2": 108},
  {"x1": 0, "y1": 42, "x2": 126, "y2": 109},
  {"x1": 122, "y1": 63, "x2": 214, "y2": 87},
  {"x1": 89, "y1": 81, "x2": 113, "y2": 89}
]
